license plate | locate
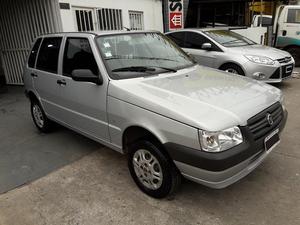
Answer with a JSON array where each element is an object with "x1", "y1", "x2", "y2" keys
[
  {"x1": 264, "y1": 129, "x2": 280, "y2": 152},
  {"x1": 285, "y1": 65, "x2": 293, "y2": 74}
]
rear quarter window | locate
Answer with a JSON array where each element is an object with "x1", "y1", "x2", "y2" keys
[
  {"x1": 28, "y1": 38, "x2": 42, "y2": 68},
  {"x1": 36, "y1": 37, "x2": 62, "y2": 73},
  {"x1": 166, "y1": 32, "x2": 185, "y2": 47}
]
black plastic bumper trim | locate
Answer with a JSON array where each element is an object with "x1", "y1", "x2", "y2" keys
[{"x1": 164, "y1": 110, "x2": 288, "y2": 172}]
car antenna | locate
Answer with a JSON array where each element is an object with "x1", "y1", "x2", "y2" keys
[{"x1": 123, "y1": 27, "x2": 131, "y2": 31}]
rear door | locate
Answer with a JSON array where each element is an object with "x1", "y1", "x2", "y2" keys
[
  {"x1": 57, "y1": 36, "x2": 110, "y2": 142},
  {"x1": 33, "y1": 36, "x2": 63, "y2": 119}
]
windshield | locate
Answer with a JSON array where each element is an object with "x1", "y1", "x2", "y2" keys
[
  {"x1": 96, "y1": 32, "x2": 195, "y2": 79},
  {"x1": 205, "y1": 30, "x2": 256, "y2": 47}
]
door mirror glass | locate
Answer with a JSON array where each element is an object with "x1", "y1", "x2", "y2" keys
[
  {"x1": 71, "y1": 69, "x2": 103, "y2": 85},
  {"x1": 202, "y1": 43, "x2": 212, "y2": 50}
]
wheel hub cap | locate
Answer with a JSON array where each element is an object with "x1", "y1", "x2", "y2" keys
[
  {"x1": 32, "y1": 105, "x2": 44, "y2": 128},
  {"x1": 225, "y1": 68, "x2": 238, "y2": 74},
  {"x1": 133, "y1": 149, "x2": 163, "y2": 190}
]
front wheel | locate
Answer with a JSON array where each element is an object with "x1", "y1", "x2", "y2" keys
[
  {"x1": 128, "y1": 140, "x2": 181, "y2": 198},
  {"x1": 220, "y1": 64, "x2": 245, "y2": 76}
]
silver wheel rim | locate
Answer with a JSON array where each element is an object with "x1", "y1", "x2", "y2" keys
[
  {"x1": 32, "y1": 104, "x2": 44, "y2": 128},
  {"x1": 225, "y1": 68, "x2": 238, "y2": 74},
  {"x1": 133, "y1": 149, "x2": 163, "y2": 190}
]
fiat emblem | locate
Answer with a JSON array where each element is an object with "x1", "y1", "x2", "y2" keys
[{"x1": 266, "y1": 113, "x2": 274, "y2": 126}]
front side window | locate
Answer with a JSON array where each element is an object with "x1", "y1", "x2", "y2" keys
[
  {"x1": 287, "y1": 9, "x2": 300, "y2": 23},
  {"x1": 184, "y1": 32, "x2": 209, "y2": 49},
  {"x1": 96, "y1": 32, "x2": 195, "y2": 79},
  {"x1": 36, "y1": 37, "x2": 62, "y2": 73},
  {"x1": 205, "y1": 30, "x2": 255, "y2": 47},
  {"x1": 63, "y1": 38, "x2": 99, "y2": 77},
  {"x1": 28, "y1": 38, "x2": 42, "y2": 68}
]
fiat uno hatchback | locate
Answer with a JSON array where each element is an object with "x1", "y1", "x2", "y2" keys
[{"x1": 24, "y1": 31, "x2": 287, "y2": 198}]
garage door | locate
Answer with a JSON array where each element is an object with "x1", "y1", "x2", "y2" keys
[{"x1": 0, "y1": 0, "x2": 62, "y2": 85}]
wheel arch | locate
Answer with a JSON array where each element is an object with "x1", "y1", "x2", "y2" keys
[
  {"x1": 283, "y1": 45, "x2": 300, "y2": 51},
  {"x1": 122, "y1": 126, "x2": 165, "y2": 154},
  {"x1": 218, "y1": 62, "x2": 246, "y2": 75}
]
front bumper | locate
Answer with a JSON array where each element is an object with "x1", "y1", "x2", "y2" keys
[
  {"x1": 243, "y1": 60, "x2": 294, "y2": 83},
  {"x1": 165, "y1": 108, "x2": 288, "y2": 189}
]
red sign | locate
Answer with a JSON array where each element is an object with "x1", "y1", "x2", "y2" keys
[
  {"x1": 169, "y1": 13, "x2": 183, "y2": 29},
  {"x1": 168, "y1": 0, "x2": 184, "y2": 30}
]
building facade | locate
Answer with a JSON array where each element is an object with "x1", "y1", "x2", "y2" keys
[{"x1": 0, "y1": 0, "x2": 163, "y2": 85}]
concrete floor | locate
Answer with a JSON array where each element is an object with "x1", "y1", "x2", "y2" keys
[{"x1": 0, "y1": 70, "x2": 300, "y2": 225}]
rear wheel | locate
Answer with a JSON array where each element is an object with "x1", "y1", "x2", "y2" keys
[
  {"x1": 128, "y1": 140, "x2": 181, "y2": 198},
  {"x1": 220, "y1": 63, "x2": 245, "y2": 76},
  {"x1": 285, "y1": 47, "x2": 300, "y2": 67},
  {"x1": 30, "y1": 100, "x2": 54, "y2": 133}
]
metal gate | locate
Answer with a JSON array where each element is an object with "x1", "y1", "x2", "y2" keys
[{"x1": 0, "y1": 0, "x2": 62, "y2": 85}]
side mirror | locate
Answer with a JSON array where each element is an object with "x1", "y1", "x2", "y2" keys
[
  {"x1": 71, "y1": 69, "x2": 103, "y2": 85},
  {"x1": 201, "y1": 43, "x2": 212, "y2": 50}
]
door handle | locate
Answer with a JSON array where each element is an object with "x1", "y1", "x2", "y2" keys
[
  {"x1": 282, "y1": 30, "x2": 287, "y2": 36},
  {"x1": 31, "y1": 73, "x2": 38, "y2": 78},
  {"x1": 57, "y1": 79, "x2": 66, "y2": 86}
]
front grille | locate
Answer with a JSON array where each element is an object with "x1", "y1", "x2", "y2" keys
[
  {"x1": 247, "y1": 102, "x2": 283, "y2": 141},
  {"x1": 269, "y1": 64, "x2": 293, "y2": 79},
  {"x1": 277, "y1": 57, "x2": 292, "y2": 64}
]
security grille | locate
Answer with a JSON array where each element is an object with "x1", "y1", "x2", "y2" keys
[
  {"x1": 129, "y1": 11, "x2": 144, "y2": 30},
  {"x1": 97, "y1": 8, "x2": 123, "y2": 31},
  {"x1": 0, "y1": 0, "x2": 62, "y2": 85},
  {"x1": 74, "y1": 8, "x2": 94, "y2": 31}
]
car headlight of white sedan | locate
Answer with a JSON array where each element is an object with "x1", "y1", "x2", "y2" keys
[
  {"x1": 199, "y1": 126, "x2": 243, "y2": 152},
  {"x1": 245, "y1": 55, "x2": 275, "y2": 65}
]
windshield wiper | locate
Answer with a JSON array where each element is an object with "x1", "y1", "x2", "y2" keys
[
  {"x1": 105, "y1": 55, "x2": 178, "y2": 62},
  {"x1": 112, "y1": 66, "x2": 156, "y2": 73},
  {"x1": 151, "y1": 66, "x2": 177, "y2": 73},
  {"x1": 112, "y1": 66, "x2": 177, "y2": 73}
]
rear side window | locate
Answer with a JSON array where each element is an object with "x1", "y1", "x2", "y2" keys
[
  {"x1": 36, "y1": 37, "x2": 62, "y2": 73},
  {"x1": 166, "y1": 32, "x2": 185, "y2": 47},
  {"x1": 63, "y1": 38, "x2": 99, "y2": 77},
  {"x1": 287, "y1": 9, "x2": 300, "y2": 23},
  {"x1": 28, "y1": 38, "x2": 42, "y2": 68}
]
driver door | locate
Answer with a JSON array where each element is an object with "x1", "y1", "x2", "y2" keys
[
  {"x1": 56, "y1": 36, "x2": 110, "y2": 142},
  {"x1": 182, "y1": 32, "x2": 217, "y2": 67}
]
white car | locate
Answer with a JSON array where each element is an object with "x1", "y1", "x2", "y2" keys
[{"x1": 166, "y1": 28, "x2": 295, "y2": 82}]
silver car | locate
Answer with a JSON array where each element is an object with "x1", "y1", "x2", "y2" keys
[
  {"x1": 24, "y1": 31, "x2": 287, "y2": 198},
  {"x1": 166, "y1": 28, "x2": 295, "y2": 83}
]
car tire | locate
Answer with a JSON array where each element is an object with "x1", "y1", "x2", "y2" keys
[
  {"x1": 128, "y1": 140, "x2": 181, "y2": 199},
  {"x1": 30, "y1": 99, "x2": 54, "y2": 133},
  {"x1": 220, "y1": 64, "x2": 245, "y2": 76},
  {"x1": 285, "y1": 47, "x2": 300, "y2": 67}
]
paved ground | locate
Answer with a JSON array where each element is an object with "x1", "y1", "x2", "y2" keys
[
  {"x1": 0, "y1": 69, "x2": 300, "y2": 225},
  {"x1": 0, "y1": 88, "x2": 97, "y2": 194}
]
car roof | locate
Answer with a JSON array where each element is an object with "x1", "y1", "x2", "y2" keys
[
  {"x1": 37, "y1": 30, "x2": 160, "y2": 38},
  {"x1": 166, "y1": 27, "x2": 248, "y2": 33}
]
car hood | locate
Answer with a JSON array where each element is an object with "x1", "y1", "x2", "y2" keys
[
  {"x1": 108, "y1": 65, "x2": 282, "y2": 131},
  {"x1": 229, "y1": 44, "x2": 291, "y2": 60}
]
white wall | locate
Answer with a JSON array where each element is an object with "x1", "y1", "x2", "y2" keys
[
  {"x1": 59, "y1": 0, "x2": 163, "y2": 32},
  {"x1": 233, "y1": 27, "x2": 268, "y2": 44}
]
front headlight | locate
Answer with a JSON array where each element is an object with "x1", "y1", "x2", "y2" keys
[
  {"x1": 245, "y1": 55, "x2": 275, "y2": 65},
  {"x1": 199, "y1": 126, "x2": 243, "y2": 153}
]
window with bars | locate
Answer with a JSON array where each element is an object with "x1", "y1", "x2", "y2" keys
[
  {"x1": 97, "y1": 8, "x2": 123, "y2": 30},
  {"x1": 129, "y1": 11, "x2": 144, "y2": 30},
  {"x1": 75, "y1": 9, "x2": 94, "y2": 31}
]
